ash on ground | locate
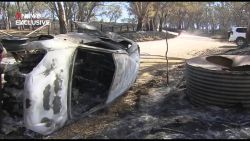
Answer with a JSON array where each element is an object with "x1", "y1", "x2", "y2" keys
[{"x1": 47, "y1": 47, "x2": 250, "y2": 139}]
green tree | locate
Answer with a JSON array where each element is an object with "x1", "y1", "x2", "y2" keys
[
  {"x1": 128, "y1": 2, "x2": 152, "y2": 31},
  {"x1": 102, "y1": 4, "x2": 122, "y2": 23},
  {"x1": 77, "y1": 2, "x2": 102, "y2": 22}
]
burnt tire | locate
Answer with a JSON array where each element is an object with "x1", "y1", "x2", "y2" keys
[{"x1": 236, "y1": 37, "x2": 247, "y2": 48}]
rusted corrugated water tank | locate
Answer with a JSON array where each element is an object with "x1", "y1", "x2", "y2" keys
[{"x1": 185, "y1": 55, "x2": 250, "y2": 108}]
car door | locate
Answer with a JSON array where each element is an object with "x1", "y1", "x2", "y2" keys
[{"x1": 106, "y1": 44, "x2": 140, "y2": 103}]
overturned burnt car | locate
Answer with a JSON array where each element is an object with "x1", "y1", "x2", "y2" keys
[{"x1": 1, "y1": 23, "x2": 140, "y2": 135}]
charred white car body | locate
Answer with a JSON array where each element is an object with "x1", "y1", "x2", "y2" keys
[{"x1": 1, "y1": 26, "x2": 140, "y2": 135}]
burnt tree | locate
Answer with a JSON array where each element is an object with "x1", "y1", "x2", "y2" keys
[{"x1": 56, "y1": 2, "x2": 68, "y2": 34}]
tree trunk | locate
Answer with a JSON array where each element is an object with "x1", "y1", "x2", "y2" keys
[
  {"x1": 136, "y1": 17, "x2": 143, "y2": 31},
  {"x1": 3, "y1": 9, "x2": 9, "y2": 30},
  {"x1": 153, "y1": 15, "x2": 158, "y2": 31},
  {"x1": 211, "y1": 23, "x2": 215, "y2": 35},
  {"x1": 73, "y1": 13, "x2": 76, "y2": 21},
  {"x1": 158, "y1": 17, "x2": 163, "y2": 32},
  {"x1": 246, "y1": 21, "x2": 250, "y2": 44},
  {"x1": 5, "y1": 14, "x2": 9, "y2": 30},
  {"x1": 146, "y1": 22, "x2": 149, "y2": 31},
  {"x1": 196, "y1": 23, "x2": 200, "y2": 30},
  {"x1": 186, "y1": 20, "x2": 190, "y2": 30},
  {"x1": 16, "y1": 2, "x2": 21, "y2": 30},
  {"x1": 206, "y1": 22, "x2": 209, "y2": 33},
  {"x1": 77, "y1": 4, "x2": 84, "y2": 22},
  {"x1": 57, "y1": 2, "x2": 68, "y2": 34},
  {"x1": 2, "y1": 3, "x2": 10, "y2": 30},
  {"x1": 80, "y1": 15, "x2": 84, "y2": 22},
  {"x1": 149, "y1": 19, "x2": 153, "y2": 31},
  {"x1": 178, "y1": 19, "x2": 182, "y2": 30},
  {"x1": 31, "y1": 11, "x2": 35, "y2": 31},
  {"x1": 86, "y1": 4, "x2": 96, "y2": 22}
]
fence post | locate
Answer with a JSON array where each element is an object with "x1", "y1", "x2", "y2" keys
[
  {"x1": 120, "y1": 25, "x2": 122, "y2": 32},
  {"x1": 112, "y1": 26, "x2": 114, "y2": 32},
  {"x1": 70, "y1": 20, "x2": 73, "y2": 32},
  {"x1": 53, "y1": 21, "x2": 56, "y2": 34},
  {"x1": 127, "y1": 25, "x2": 129, "y2": 31},
  {"x1": 100, "y1": 24, "x2": 103, "y2": 31}
]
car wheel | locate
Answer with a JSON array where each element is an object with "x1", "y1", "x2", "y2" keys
[{"x1": 236, "y1": 38, "x2": 247, "y2": 48}]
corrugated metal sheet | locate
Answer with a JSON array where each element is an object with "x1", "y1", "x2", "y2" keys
[{"x1": 185, "y1": 55, "x2": 250, "y2": 108}]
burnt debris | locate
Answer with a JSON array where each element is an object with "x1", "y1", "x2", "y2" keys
[
  {"x1": 71, "y1": 49, "x2": 115, "y2": 118},
  {"x1": 0, "y1": 46, "x2": 47, "y2": 135}
]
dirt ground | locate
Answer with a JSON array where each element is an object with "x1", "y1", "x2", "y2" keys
[{"x1": 2, "y1": 31, "x2": 248, "y2": 139}]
